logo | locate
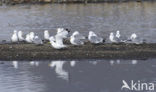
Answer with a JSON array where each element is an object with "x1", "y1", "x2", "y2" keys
[{"x1": 121, "y1": 80, "x2": 155, "y2": 91}]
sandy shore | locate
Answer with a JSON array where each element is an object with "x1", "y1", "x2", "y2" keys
[{"x1": 0, "y1": 43, "x2": 156, "y2": 60}]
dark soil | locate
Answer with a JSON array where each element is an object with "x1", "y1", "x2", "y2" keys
[{"x1": 0, "y1": 43, "x2": 156, "y2": 60}]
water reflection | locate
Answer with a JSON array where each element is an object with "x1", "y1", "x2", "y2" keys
[
  {"x1": 49, "y1": 61, "x2": 69, "y2": 81},
  {"x1": 12, "y1": 61, "x2": 18, "y2": 69},
  {"x1": 70, "y1": 60, "x2": 76, "y2": 67},
  {"x1": 0, "y1": 59, "x2": 155, "y2": 92},
  {"x1": 29, "y1": 61, "x2": 39, "y2": 66},
  {"x1": 110, "y1": 60, "x2": 138, "y2": 65}
]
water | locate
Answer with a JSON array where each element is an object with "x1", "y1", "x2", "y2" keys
[
  {"x1": 0, "y1": 2, "x2": 156, "y2": 42},
  {"x1": 0, "y1": 59, "x2": 156, "y2": 92},
  {"x1": 0, "y1": 2, "x2": 156, "y2": 92}
]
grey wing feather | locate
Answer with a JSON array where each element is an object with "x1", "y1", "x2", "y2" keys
[
  {"x1": 74, "y1": 39, "x2": 84, "y2": 45},
  {"x1": 90, "y1": 36, "x2": 103, "y2": 43},
  {"x1": 74, "y1": 34, "x2": 85, "y2": 40},
  {"x1": 34, "y1": 38, "x2": 43, "y2": 45}
]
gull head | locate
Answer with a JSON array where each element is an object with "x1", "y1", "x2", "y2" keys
[
  {"x1": 44, "y1": 30, "x2": 49, "y2": 34},
  {"x1": 57, "y1": 28, "x2": 64, "y2": 34},
  {"x1": 14, "y1": 30, "x2": 17, "y2": 33},
  {"x1": 110, "y1": 32, "x2": 114, "y2": 36},
  {"x1": 18, "y1": 30, "x2": 22, "y2": 34},
  {"x1": 89, "y1": 31, "x2": 97, "y2": 37},
  {"x1": 18, "y1": 31, "x2": 22, "y2": 35},
  {"x1": 30, "y1": 32, "x2": 34, "y2": 36},
  {"x1": 116, "y1": 30, "x2": 120, "y2": 34},
  {"x1": 64, "y1": 28, "x2": 70, "y2": 33},
  {"x1": 73, "y1": 31, "x2": 79, "y2": 36}
]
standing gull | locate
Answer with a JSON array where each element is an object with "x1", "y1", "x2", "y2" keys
[
  {"x1": 55, "y1": 28, "x2": 70, "y2": 45},
  {"x1": 88, "y1": 31, "x2": 104, "y2": 44},
  {"x1": 116, "y1": 30, "x2": 120, "y2": 39},
  {"x1": 25, "y1": 33, "x2": 33, "y2": 43},
  {"x1": 44, "y1": 30, "x2": 50, "y2": 41},
  {"x1": 18, "y1": 30, "x2": 25, "y2": 41},
  {"x1": 29, "y1": 32, "x2": 35, "y2": 42},
  {"x1": 109, "y1": 32, "x2": 117, "y2": 43},
  {"x1": 11, "y1": 30, "x2": 18, "y2": 43},
  {"x1": 70, "y1": 31, "x2": 85, "y2": 45}
]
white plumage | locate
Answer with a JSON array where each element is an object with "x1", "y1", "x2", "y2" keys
[
  {"x1": 29, "y1": 32, "x2": 35, "y2": 42},
  {"x1": 116, "y1": 30, "x2": 120, "y2": 38},
  {"x1": 55, "y1": 28, "x2": 69, "y2": 45},
  {"x1": 70, "y1": 31, "x2": 85, "y2": 45},
  {"x1": 11, "y1": 30, "x2": 18, "y2": 43},
  {"x1": 34, "y1": 36, "x2": 43, "y2": 45},
  {"x1": 25, "y1": 33, "x2": 32, "y2": 43},
  {"x1": 109, "y1": 32, "x2": 116, "y2": 42},
  {"x1": 44, "y1": 30, "x2": 50, "y2": 40},
  {"x1": 130, "y1": 33, "x2": 137, "y2": 40},
  {"x1": 18, "y1": 31, "x2": 25, "y2": 41},
  {"x1": 49, "y1": 36, "x2": 67, "y2": 49},
  {"x1": 88, "y1": 31, "x2": 103, "y2": 44}
]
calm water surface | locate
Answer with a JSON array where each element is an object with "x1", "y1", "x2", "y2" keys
[
  {"x1": 0, "y1": 2, "x2": 156, "y2": 42},
  {"x1": 0, "y1": 59, "x2": 156, "y2": 92},
  {"x1": 0, "y1": 2, "x2": 156, "y2": 92}
]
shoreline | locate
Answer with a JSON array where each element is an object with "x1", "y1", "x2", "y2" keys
[
  {"x1": 0, "y1": 0, "x2": 155, "y2": 5},
  {"x1": 0, "y1": 43, "x2": 156, "y2": 61}
]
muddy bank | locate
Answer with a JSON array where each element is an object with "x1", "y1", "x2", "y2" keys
[
  {"x1": 0, "y1": 43, "x2": 156, "y2": 60},
  {"x1": 0, "y1": 0, "x2": 155, "y2": 5}
]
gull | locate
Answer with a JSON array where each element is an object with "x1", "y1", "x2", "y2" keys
[
  {"x1": 116, "y1": 30, "x2": 120, "y2": 38},
  {"x1": 56, "y1": 28, "x2": 70, "y2": 38},
  {"x1": 33, "y1": 36, "x2": 43, "y2": 45},
  {"x1": 18, "y1": 31, "x2": 25, "y2": 41},
  {"x1": 49, "y1": 61, "x2": 69, "y2": 81},
  {"x1": 44, "y1": 30, "x2": 50, "y2": 40},
  {"x1": 109, "y1": 32, "x2": 117, "y2": 43},
  {"x1": 29, "y1": 32, "x2": 35, "y2": 42},
  {"x1": 128, "y1": 33, "x2": 143, "y2": 44},
  {"x1": 114, "y1": 30, "x2": 127, "y2": 43},
  {"x1": 88, "y1": 31, "x2": 104, "y2": 44},
  {"x1": 49, "y1": 36, "x2": 67, "y2": 49},
  {"x1": 70, "y1": 31, "x2": 85, "y2": 45},
  {"x1": 130, "y1": 33, "x2": 137, "y2": 41},
  {"x1": 12, "y1": 61, "x2": 18, "y2": 69},
  {"x1": 11, "y1": 30, "x2": 18, "y2": 43},
  {"x1": 55, "y1": 28, "x2": 70, "y2": 45},
  {"x1": 25, "y1": 33, "x2": 33, "y2": 43}
]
